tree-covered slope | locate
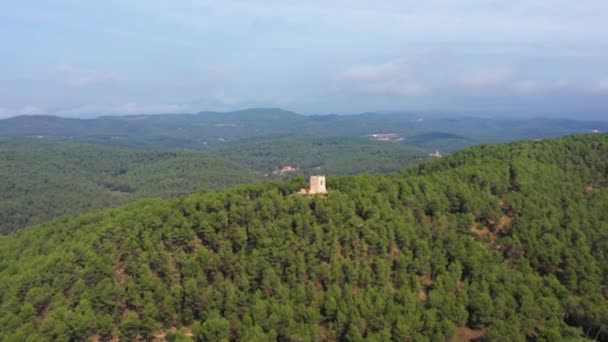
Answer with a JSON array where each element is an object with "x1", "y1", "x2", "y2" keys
[
  {"x1": 0, "y1": 109, "x2": 318, "y2": 149},
  {"x1": 0, "y1": 134, "x2": 607, "y2": 341},
  {"x1": 0, "y1": 138, "x2": 262, "y2": 234},
  {"x1": 208, "y1": 135, "x2": 428, "y2": 175},
  {"x1": 0, "y1": 135, "x2": 427, "y2": 234}
]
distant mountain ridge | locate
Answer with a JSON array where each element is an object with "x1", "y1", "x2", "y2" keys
[{"x1": 1, "y1": 108, "x2": 606, "y2": 151}]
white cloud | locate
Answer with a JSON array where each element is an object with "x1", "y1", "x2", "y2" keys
[
  {"x1": 338, "y1": 59, "x2": 428, "y2": 97},
  {"x1": 115, "y1": 102, "x2": 187, "y2": 115},
  {"x1": 457, "y1": 68, "x2": 517, "y2": 88},
  {"x1": 511, "y1": 79, "x2": 574, "y2": 94},
  {"x1": 366, "y1": 82, "x2": 428, "y2": 97},
  {"x1": 51, "y1": 102, "x2": 189, "y2": 117},
  {"x1": 337, "y1": 60, "x2": 578, "y2": 99},
  {"x1": 593, "y1": 79, "x2": 608, "y2": 95},
  {"x1": 512, "y1": 80, "x2": 542, "y2": 94},
  {"x1": 213, "y1": 92, "x2": 240, "y2": 106},
  {"x1": 0, "y1": 105, "x2": 46, "y2": 118},
  {"x1": 164, "y1": 1, "x2": 608, "y2": 44},
  {"x1": 4, "y1": 2, "x2": 608, "y2": 115},
  {"x1": 52, "y1": 64, "x2": 125, "y2": 86},
  {"x1": 454, "y1": 68, "x2": 578, "y2": 96},
  {"x1": 339, "y1": 61, "x2": 404, "y2": 82},
  {"x1": 20, "y1": 105, "x2": 45, "y2": 115}
]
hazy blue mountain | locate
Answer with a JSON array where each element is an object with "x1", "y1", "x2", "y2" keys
[{"x1": 1, "y1": 108, "x2": 606, "y2": 152}]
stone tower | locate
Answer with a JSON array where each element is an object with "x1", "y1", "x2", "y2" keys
[{"x1": 308, "y1": 175, "x2": 327, "y2": 195}]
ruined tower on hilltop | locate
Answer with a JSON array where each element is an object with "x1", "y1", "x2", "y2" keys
[
  {"x1": 300, "y1": 175, "x2": 328, "y2": 195},
  {"x1": 308, "y1": 175, "x2": 327, "y2": 195}
]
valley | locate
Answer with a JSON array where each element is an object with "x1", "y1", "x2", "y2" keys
[{"x1": 2, "y1": 109, "x2": 605, "y2": 235}]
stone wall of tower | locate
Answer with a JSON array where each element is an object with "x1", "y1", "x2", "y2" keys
[{"x1": 309, "y1": 176, "x2": 327, "y2": 194}]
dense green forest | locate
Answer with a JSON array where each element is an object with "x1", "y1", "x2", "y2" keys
[
  {"x1": 0, "y1": 134, "x2": 606, "y2": 341},
  {"x1": 0, "y1": 136, "x2": 427, "y2": 234},
  {"x1": 0, "y1": 138, "x2": 262, "y2": 234},
  {"x1": 208, "y1": 135, "x2": 427, "y2": 175}
]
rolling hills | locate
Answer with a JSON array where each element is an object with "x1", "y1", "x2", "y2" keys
[
  {"x1": 1, "y1": 108, "x2": 606, "y2": 152},
  {"x1": 0, "y1": 136, "x2": 428, "y2": 234},
  {"x1": 0, "y1": 134, "x2": 606, "y2": 340},
  {"x1": 208, "y1": 135, "x2": 427, "y2": 176},
  {"x1": 0, "y1": 138, "x2": 263, "y2": 234}
]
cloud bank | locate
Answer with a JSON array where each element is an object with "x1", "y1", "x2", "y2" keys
[{"x1": 1, "y1": 1, "x2": 608, "y2": 117}]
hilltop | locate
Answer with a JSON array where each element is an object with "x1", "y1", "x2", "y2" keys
[{"x1": 0, "y1": 134, "x2": 606, "y2": 340}]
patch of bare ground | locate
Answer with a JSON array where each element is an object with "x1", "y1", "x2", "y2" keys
[
  {"x1": 334, "y1": 242, "x2": 343, "y2": 259},
  {"x1": 151, "y1": 332, "x2": 166, "y2": 341},
  {"x1": 499, "y1": 214, "x2": 512, "y2": 227},
  {"x1": 417, "y1": 274, "x2": 432, "y2": 301},
  {"x1": 470, "y1": 223, "x2": 491, "y2": 238},
  {"x1": 191, "y1": 235, "x2": 203, "y2": 252},
  {"x1": 315, "y1": 282, "x2": 323, "y2": 292},
  {"x1": 90, "y1": 335, "x2": 119, "y2": 342},
  {"x1": 168, "y1": 257, "x2": 182, "y2": 288},
  {"x1": 114, "y1": 262, "x2": 126, "y2": 284},
  {"x1": 455, "y1": 281, "x2": 465, "y2": 293},
  {"x1": 121, "y1": 309, "x2": 132, "y2": 320},
  {"x1": 450, "y1": 327, "x2": 485, "y2": 341},
  {"x1": 418, "y1": 288, "x2": 428, "y2": 301},
  {"x1": 319, "y1": 326, "x2": 328, "y2": 341},
  {"x1": 388, "y1": 245, "x2": 400, "y2": 260},
  {"x1": 152, "y1": 327, "x2": 175, "y2": 342},
  {"x1": 471, "y1": 210, "x2": 513, "y2": 250},
  {"x1": 498, "y1": 199, "x2": 514, "y2": 227},
  {"x1": 35, "y1": 300, "x2": 51, "y2": 325},
  {"x1": 418, "y1": 274, "x2": 432, "y2": 285},
  {"x1": 152, "y1": 326, "x2": 195, "y2": 341},
  {"x1": 470, "y1": 223, "x2": 496, "y2": 249}
]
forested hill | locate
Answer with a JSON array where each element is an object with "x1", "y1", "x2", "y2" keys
[
  {"x1": 0, "y1": 138, "x2": 263, "y2": 234},
  {"x1": 0, "y1": 137, "x2": 425, "y2": 234},
  {"x1": 0, "y1": 134, "x2": 607, "y2": 341},
  {"x1": 208, "y1": 135, "x2": 427, "y2": 176}
]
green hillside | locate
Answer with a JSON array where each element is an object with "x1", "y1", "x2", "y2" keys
[
  {"x1": 208, "y1": 135, "x2": 428, "y2": 175},
  {"x1": 0, "y1": 134, "x2": 607, "y2": 340},
  {"x1": 0, "y1": 136, "x2": 429, "y2": 234},
  {"x1": 0, "y1": 138, "x2": 262, "y2": 234},
  {"x1": 0, "y1": 109, "x2": 315, "y2": 149}
]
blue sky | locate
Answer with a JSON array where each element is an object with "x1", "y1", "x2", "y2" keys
[{"x1": 2, "y1": 0, "x2": 608, "y2": 118}]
